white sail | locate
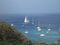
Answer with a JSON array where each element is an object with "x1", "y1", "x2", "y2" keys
[
  {"x1": 37, "y1": 26, "x2": 41, "y2": 31},
  {"x1": 48, "y1": 28, "x2": 51, "y2": 31},
  {"x1": 11, "y1": 24, "x2": 14, "y2": 26},
  {"x1": 47, "y1": 24, "x2": 51, "y2": 31},
  {"x1": 37, "y1": 21, "x2": 41, "y2": 31},
  {"x1": 24, "y1": 16, "x2": 29, "y2": 24},
  {"x1": 24, "y1": 31, "x2": 28, "y2": 34},
  {"x1": 40, "y1": 34, "x2": 45, "y2": 37}
]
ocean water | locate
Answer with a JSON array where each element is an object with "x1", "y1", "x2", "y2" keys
[{"x1": 0, "y1": 14, "x2": 60, "y2": 44}]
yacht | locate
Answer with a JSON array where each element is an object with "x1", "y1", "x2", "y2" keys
[
  {"x1": 48, "y1": 28, "x2": 51, "y2": 31},
  {"x1": 11, "y1": 24, "x2": 14, "y2": 26},
  {"x1": 47, "y1": 24, "x2": 51, "y2": 31},
  {"x1": 24, "y1": 31, "x2": 29, "y2": 34},
  {"x1": 37, "y1": 26, "x2": 41, "y2": 31},
  {"x1": 24, "y1": 16, "x2": 29, "y2": 24},
  {"x1": 40, "y1": 34, "x2": 45, "y2": 37},
  {"x1": 37, "y1": 21, "x2": 41, "y2": 31}
]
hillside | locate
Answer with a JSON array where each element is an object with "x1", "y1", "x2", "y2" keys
[{"x1": 0, "y1": 22, "x2": 32, "y2": 45}]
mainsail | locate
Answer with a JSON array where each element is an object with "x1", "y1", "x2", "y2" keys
[{"x1": 24, "y1": 16, "x2": 29, "y2": 24}]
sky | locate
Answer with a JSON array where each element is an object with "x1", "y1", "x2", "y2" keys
[{"x1": 0, "y1": 0, "x2": 60, "y2": 14}]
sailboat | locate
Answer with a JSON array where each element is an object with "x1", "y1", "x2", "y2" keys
[
  {"x1": 48, "y1": 28, "x2": 51, "y2": 31},
  {"x1": 11, "y1": 24, "x2": 14, "y2": 26},
  {"x1": 24, "y1": 16, "x2": 29, "y2": 24},
  {"x1": 24, "y1": 31, "x2": 29, "y2": 34},
  {"x1": 47, "y1": 24, "x2": 51, "y2": 31},
  {"x1": 37, "y1": 21, "x2": 41, "y2": 31},
  {"x1": 40, "y1": 34, "x2": 45, "y2": 37},
  {"x1": 37, "y1": 26, "x2": 41, "y2": 31},
  {"x1": 47, "y1": 24, "x2": 51, "y2": 33}
]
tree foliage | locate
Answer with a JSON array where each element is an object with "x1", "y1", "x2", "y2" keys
[{"x1": 0, "y1": 22, "x2": 32, "y2": 45}]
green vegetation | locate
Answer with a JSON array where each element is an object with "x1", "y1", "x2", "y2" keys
[
  {"x1": 0, "y1": 22, "x2": 32, "y2": 45},
  {"x1": 32, "y1": 42, "x2": 48, "y2": 45},
  {"x1": 0, "y1": 22, "x2": 60, "y2": 45},
  {"x1": 32, "y1": 42, "x2": 60, "y2": 45}
]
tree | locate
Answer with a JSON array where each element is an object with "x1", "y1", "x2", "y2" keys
[{"x1": 0, "y1": 22, "x2": 32, "y2": 45}]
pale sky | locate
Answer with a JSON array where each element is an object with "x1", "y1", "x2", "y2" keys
[{"x1": 0, "y1": 0, "x2": 60, "y2": 14}]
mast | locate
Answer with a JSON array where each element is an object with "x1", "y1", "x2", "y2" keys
[
  {"x1": 24, "y1": 16, "x2": 29, "y2": 24},
  {"x1": 47, "y1": 24, "x2": 51, "y2": 31},
  {"x1": 37, "y1": 21, "x2": 41, "y2": 31}
]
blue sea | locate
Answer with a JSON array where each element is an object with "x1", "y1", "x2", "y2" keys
[{"x1": 0, "y1": 14, "x2": 60, "y2": 44}]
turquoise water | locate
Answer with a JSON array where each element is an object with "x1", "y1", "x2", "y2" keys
[
  {"x1": 13, "y1": 22, "x2": 60, "y2": 43},
  {"x1": 18, "y1": 25, "x2": 60, "y2": 43},
  {"x1": 0, "y1": 15, "x2": 60, "y2": 44}
]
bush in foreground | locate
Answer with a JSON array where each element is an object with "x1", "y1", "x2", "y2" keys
[{"x1": 0, "y1": 22, "x2": 32, "y2": 45}]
